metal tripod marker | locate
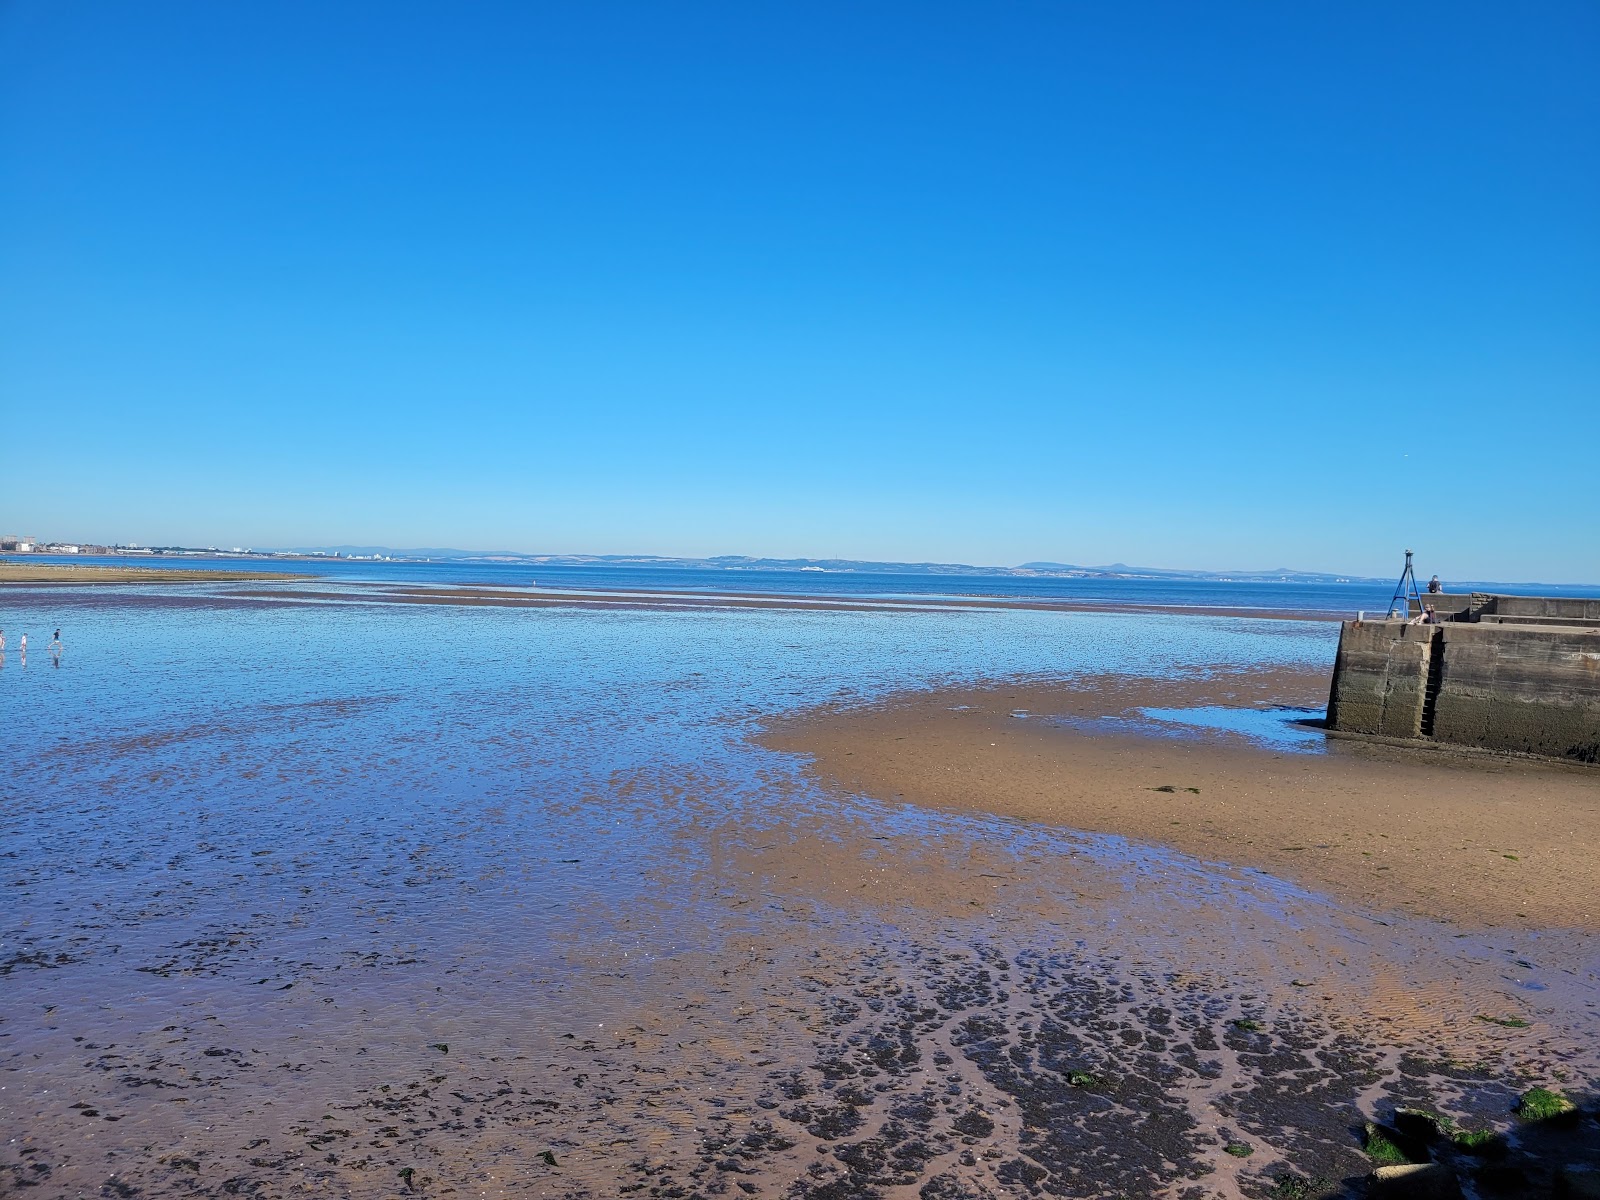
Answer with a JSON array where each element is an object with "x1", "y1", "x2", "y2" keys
[{"x1": 1387, "y1": 549, "x2": 1423, "y2": 620}]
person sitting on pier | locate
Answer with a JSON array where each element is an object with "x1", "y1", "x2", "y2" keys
[
  {"x1": 1427, "y1": 574, "x2": 1442, "y2": 593},
  {"x1": 1408, "y1": 603, "x2": 1441, "y2": 626}
]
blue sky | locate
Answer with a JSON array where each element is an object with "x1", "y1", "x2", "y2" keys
[{"x1": 2, "y1": 2, "x2": 1596, "y2": 580}]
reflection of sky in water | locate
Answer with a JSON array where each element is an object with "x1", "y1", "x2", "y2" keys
[
  {"x1": 1139, "y1": 704, "x2": 1328, "y2": 751},
  {"x1": 1, "y1": 593, "x2": 1334, "y2": 758},
  {"x1": 1, "y1": 592, "x2": 1340, "y2": 980},
  {"x1": 1050, "y1": 704, "x2": 1328, "y2": 752}
]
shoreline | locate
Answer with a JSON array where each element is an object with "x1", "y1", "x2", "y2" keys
[{"x1": 761, "y1": 668, "x2": 1600, "y2": 932}]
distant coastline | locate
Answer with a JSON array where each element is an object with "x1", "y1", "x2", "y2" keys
[
  {"x1": 6, "y1": 552, "x2": 1599, "y2": 609},
  {"x1": 0, "y1": 544, "x2": 1387, "y2": 584},
  {"x1": 9, "y1": 544, "x2": 1600, "y2": 605}
]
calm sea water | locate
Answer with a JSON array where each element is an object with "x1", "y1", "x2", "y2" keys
[{"x1": 15, "y1": 553, "x2": 1599, "y2": 613}]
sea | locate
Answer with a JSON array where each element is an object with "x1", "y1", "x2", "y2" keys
[{"x1": 12, "y1": 551, "x2": 1600, "y2": 613}]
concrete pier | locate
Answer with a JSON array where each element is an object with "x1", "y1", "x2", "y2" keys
[{"x1": 1326, "y1": 595, "x2": 1600, "y2": 764}]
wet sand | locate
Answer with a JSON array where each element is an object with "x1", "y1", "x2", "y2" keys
[
  {"x1": 765, "y1": 669, "x2": 1600, "y2": 932},
  {"x1": 226, "y1": 583, "x2": 1346, "y2": 620},
  {"x1": 1, "y1": 576, "x2": 1347, "y2": 619},
  {"x1": 0, "y1": 563, "x2": 307, "y2": 584},
  {"x1": 7, "y1": 740, "x2": 1597, "y2": 1199}
]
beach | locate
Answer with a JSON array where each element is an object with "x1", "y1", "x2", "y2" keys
[
  {"x1": 0, "y1": 563, "x2": 308, "y2": 585},
  {"x1": 2, "y1": 583, "x2": 1596, "y2": 1198},
  {"x1": 765, "y1": 669, "x2": 1600, "y2": 932},
  {"x1": 10, "y1": 2, "x2": 1596, "y2": 1193}
]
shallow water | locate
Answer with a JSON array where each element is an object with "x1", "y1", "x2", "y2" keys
[
  {"x1": 1045, "y1": 703, "x2": 1329, "y2": 754},
  {"x1": 2, "y1": 587, "x2": 1594, "y2": 1198},
  {"x1": 1136, "y1": 705, "x2": 1327, "y2": 751},
  {"x1": 15, "y1": 551, "x2": 1600, "y2": 614}
]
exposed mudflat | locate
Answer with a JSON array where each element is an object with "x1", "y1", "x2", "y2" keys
[
  {"x1": 0, "y1": 565, "x2": 306, "y2": 585},
  {"x1": 0, "y1": 577, "x2": 1343, "y2": 619}
]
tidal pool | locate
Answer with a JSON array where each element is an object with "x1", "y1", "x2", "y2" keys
[{"x1": 1138, "y1": 704, "x2": 1328, "y2": 751}]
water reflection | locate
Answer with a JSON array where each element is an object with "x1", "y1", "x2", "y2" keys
[
  {"x1": 1139, "y1": 703, "x2": 1327, "y2": 749},
  {"x1": 1053, "y1": 703, "x2": 1328, "y2": 751}
]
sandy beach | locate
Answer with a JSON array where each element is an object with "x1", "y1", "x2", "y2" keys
[{"x1": 765, "y1": 669, "x2": 1600, "y2": 933}]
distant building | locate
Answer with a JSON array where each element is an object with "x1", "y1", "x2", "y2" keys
[{"x1": 1, "y1": 535, "x2": 38, "y2": 552}]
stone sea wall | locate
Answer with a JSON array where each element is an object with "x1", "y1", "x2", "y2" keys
[{"x1": 1327, "y1": 619, "x2": 1600, "y2": 763}]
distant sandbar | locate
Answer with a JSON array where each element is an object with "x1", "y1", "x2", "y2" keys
[{"x1": 0, "y1": 563, "x2": 309, "y2": 585}]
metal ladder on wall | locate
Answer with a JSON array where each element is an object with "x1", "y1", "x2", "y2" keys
[{"x1": 1419, "y1": 633, "x2": 1446, "y2": 738}]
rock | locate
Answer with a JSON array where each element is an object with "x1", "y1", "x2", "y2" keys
[
  {"x1": 1370, "y1": 1163, "x2": 1463, "y2": 1199},
  {"x1": 1364, "y1": 1120, "x2": 1430, "y2": 1166},
  {"x1": 1518, "y1": 1086, "x2": 1578, "y2": 1122},
  {"x1": 1394, "y1": 1107, "x2": 1447, "y2": 1143}
]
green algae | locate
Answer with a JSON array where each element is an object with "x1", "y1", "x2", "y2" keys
[
  {"x1": 1516, "y1": 1087, "x2": 1575, "y2": 1121},
  {"x1": 1363, "y1": 1122, "x2": 1425, "y2": 1166},
  {"x1": 1267, "y1": 1172, "x2": 1321, "y2": 1199},
  {"x1": 1452, "y1": 1128, "x2": 1501, "y2": 1153}
]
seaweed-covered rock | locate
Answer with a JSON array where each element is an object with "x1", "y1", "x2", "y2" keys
[
  {"x1": 1363, "y1": 1121, "x2": 1429, "y2": 1166},
  {"x1": 1518, "y1": 1087, "x2": 1578, "y2": 1122},
  {"x1": 1393, "y1": 1107, "x2": 1448, "y2": 1144}
]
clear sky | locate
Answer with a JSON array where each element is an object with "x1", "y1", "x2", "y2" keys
[{"x1": 2, "y1": 3, "x2": 1596, "y2": 581}]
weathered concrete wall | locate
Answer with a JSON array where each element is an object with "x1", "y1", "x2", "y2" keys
[
  {"x1": 1325, "y1": 621, "x2": 1438, "y2": 740},
  {"x1": 1490, "y1": 596, "x2": 1600, "y2": 622},
  {"x1": 1408, "y1": 593, "x2": 1600, "y2": 624},
  {"x1": 1407, "y1": 593, "x2": 1473, "y2": 618},
  {"x1": 1326, "y1": 619, "x2": 1600, "y2": 763},
  {"x1": 1430, "y1": 624, "x2": 1600, "y2": 762}
]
